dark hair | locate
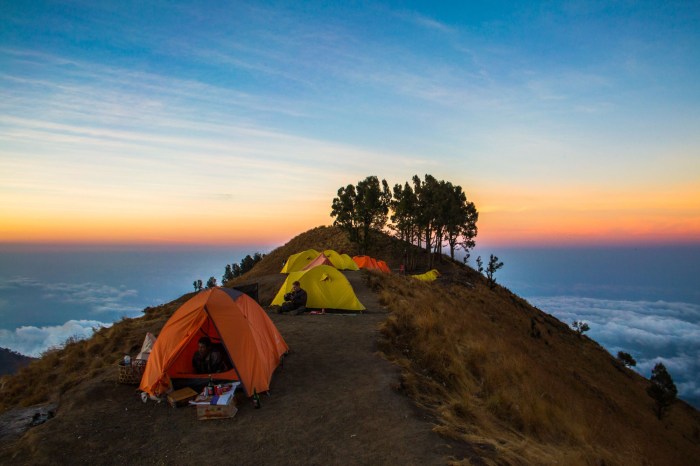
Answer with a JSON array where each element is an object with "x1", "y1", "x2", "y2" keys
[
  {"x1": 198, "y1": 336, "x2": 212, "y2": 348},
  {"x1": 292, "y1": 281, "x2": 301, "y2": 287}
]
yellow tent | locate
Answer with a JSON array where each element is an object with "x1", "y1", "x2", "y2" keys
[
  {"x1": 281, "y1": 249, "x2": 320, "y2": 273},
  {"x1": 271, "y1": 265, "x2": 365, "y2": 311},
  {"x1": 412, "y1": 269, "x2": 440, "y2": 282},
  {"x1": 339, "y1": 253, "x2": 360, "y2": 271},
  {"x1": 323, "y1": 250, "x2": 360, "y2": 271}
]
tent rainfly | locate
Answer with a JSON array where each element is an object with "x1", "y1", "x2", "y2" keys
[
  {"x1": 140, "y1": 287, "x2": 288, "y2": 397},
  {"x1": 302, "y1": 253, "x2": 334, "y2": 270}
]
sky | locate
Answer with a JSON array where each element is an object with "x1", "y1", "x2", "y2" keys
[{"x1": 1, "y1": 0, "x2": 699, "y2": 247}]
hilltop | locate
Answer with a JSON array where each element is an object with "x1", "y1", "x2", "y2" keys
[
  {"x1": 1, "y1": 226, "x2": 699, "y2": 465},
  {"x1": 0, "y1": 348, "x2": 34, "y2": 376}
]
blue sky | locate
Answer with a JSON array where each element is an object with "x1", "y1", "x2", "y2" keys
[{"x1": 1, "y1": 0, "x2": 699, "y2": 246}]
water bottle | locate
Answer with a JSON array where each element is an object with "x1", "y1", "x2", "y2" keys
[
  {"x1": 252, "y1": 389, "x2": 262, "y2": 409},
  {"x1": 207, "y1": 374, "x2": 214, "y2": 396},
  {"x1": 124, "y1": 355, "x2": 131, "y2": 366}
]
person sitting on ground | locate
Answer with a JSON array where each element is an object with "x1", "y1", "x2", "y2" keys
[
  {"x1": 192, "y1": 336, "x2": 225, "y2": 374},
  {"x1": 278, "y1": 281, "x2": 308, "y2": 315}
]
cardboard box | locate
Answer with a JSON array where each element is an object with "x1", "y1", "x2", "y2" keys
[
  {"x1": 196, "y1": 392, "x2": 237, "y2": 420},
  {"x1": 167, "y1": 387, "x2": 198, "y2": 408},
  {"x1": 196, "y1": 402, "x2": 237, "y2": 420}
]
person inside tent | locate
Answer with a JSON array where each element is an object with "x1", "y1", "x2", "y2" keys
[
  {"x1": 278, "y1": 281, "x2": 308, "y2": 315},
  {"x1": 192, "y1": 336, "x2": 226, "y2": 374}
]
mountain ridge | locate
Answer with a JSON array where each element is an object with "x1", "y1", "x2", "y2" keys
[{"x1": 1, "y1": 225, "x2": 698, "y2": 465}]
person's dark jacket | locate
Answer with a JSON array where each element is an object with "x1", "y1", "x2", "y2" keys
[
  {"x1": 192, "y1": 349, "x2": 225, "y2": 374},
  {"x1": 285, "y1": 288, "x2": 307, "y2": 308}
]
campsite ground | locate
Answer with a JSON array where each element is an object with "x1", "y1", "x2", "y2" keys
[{"x1": 0, "y1": 271, "x2": 469, "y2": 465}]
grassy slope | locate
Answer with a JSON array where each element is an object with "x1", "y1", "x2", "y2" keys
[
  {"x1": 1, "y1": 226, "x2": 699, "y2": 465},
  {"x1": 375, "y1": 271, "x2": 700, "y2": 465}
]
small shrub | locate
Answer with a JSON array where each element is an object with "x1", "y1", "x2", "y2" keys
[
  {"x1": 571, "y1": 320, "x2": 590, "y2": 336},
  {"x1": 617, "y1": 351, "x2": 636, "y2": 368},
  {"x1": 486, "y1": 254, "x2": 504, "y2": 288}
]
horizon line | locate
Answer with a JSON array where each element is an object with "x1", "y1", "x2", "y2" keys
[{"x1": 1, "y1": 238, "x2": 699, "y2": 253}]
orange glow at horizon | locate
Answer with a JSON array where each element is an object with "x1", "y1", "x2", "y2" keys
[
  {"x1": 0, "y1": 209, "x2": 329, "y2": 246},
  {"x1": 1, "y1": 182, "x2": 698, "y2": 247},
  {"x1": 474, "y1": 182, "x2": 700, "y2": 246}
]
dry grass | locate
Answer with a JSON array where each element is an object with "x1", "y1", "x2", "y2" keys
[{"x1": 376, "y1": 272, "x2": 700, "y2": 466}]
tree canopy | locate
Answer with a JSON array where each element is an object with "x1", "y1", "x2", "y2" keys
[
  {"x1": 331, "y1": 176, "x2": 391, "y2": 253},
  {"x1": 332, "y1": 174, "x2": 478, "y2": 265},
  {"x1": 222, "y1": 252, "x2": 265, "y2": 284},
  {"x1": 647, "y1": 362, "x2": 677, "y2": 419}
]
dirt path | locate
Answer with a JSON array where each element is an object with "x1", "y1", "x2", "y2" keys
[{"x1": 1, "y1": 271, "x2": 462, "y2": 465}]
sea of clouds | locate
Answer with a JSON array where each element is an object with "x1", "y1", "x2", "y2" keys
[
  {"x1": 0, "y1": 276, "x2": 142, "y2": 357},
  {"x1": 529, "y1": 296, "x2": 700, "y2": 406},
  {"x1": 0, "y1": 319, "x2": 111, "y2": 358}
]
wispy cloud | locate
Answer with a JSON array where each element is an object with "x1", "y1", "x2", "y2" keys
[
  {"x1": 395, "y1": 10, "x2": 456, "y2": 34},
  {"x1": 1, "y1": 48, "x2": 435, "y2": 221}
]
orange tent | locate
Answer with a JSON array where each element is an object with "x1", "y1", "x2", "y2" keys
[
  {"x1": 376, "y1": 260, "x2": 391, "y2": 273},
  {"x1": 353, "y1": 255, "x2": 379, "y2": 270},
  {"x1": 353, "y1": 255, "x2": 391, "y2": 273},
  {"x1": 140, "y1": 287, "x2": 288, "y2": 397}
]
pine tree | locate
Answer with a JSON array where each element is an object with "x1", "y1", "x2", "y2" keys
[
  {"x1": 647, "y1": 362, "x2": 677, "y2": 419},
  {"x1": 222, "y1": 264, "x2": 233, "y2": 284}
]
